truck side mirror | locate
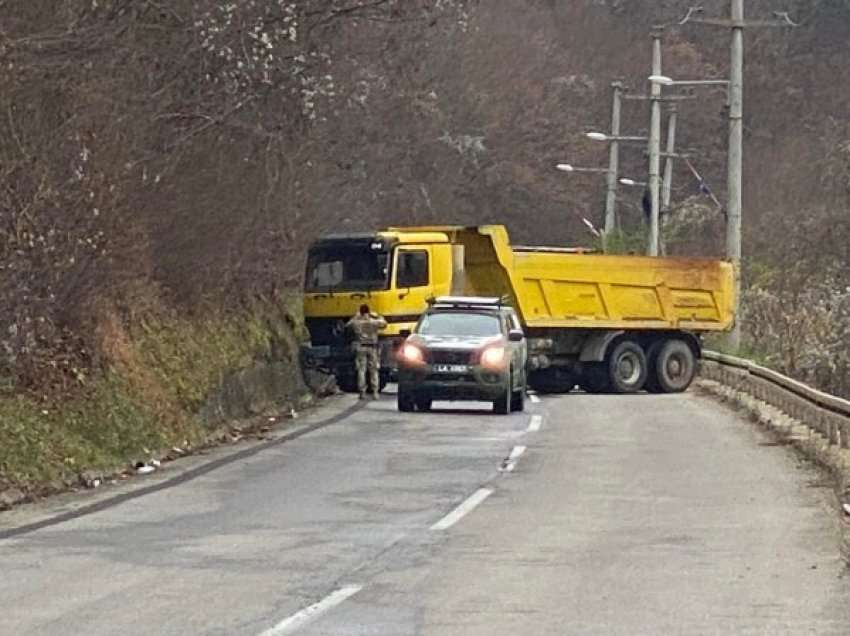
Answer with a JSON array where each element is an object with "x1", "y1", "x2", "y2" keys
[{"x1": 508, "y1": 329, "x2": 524, "y2": 342}]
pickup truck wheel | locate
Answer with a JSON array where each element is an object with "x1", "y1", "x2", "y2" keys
[
  {"x1": 655, "y1": 339, "x2": 696, "y2": 393},
  {"x1": 510, "y1": 381, "x2": 526, "y2": 412},
  {"x1": 494, "y1": 373, "x2": 512, "y2": 415},
  {"x1": 415, "y1": 396, "x2": 432, "y2": 412},
  {"x1": 397, "y1": 388, "x2": 415, "y2": 412},
  {"x1": 607, "y1": 340, "x2": 648, "y2": 393}
]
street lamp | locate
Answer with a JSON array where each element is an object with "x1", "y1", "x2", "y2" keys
[
  {"x1": 649, "y1": 75, "x2": 729, "y2": 88},
  {"x1": 586, "y1": 132, "x2": 648, "y2": 143},
  {"x1": 619, "y1": 178, "x2": 647, "y2": 187},
  {"x1": 556, "y1": 163, "x2": 609, "y2": 174}
]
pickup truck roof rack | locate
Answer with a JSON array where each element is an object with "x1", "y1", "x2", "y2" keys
[{"x1": 427, "y1": 296, "x2": 512, "y2": 309}]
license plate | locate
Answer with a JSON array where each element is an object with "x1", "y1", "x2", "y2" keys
[{"x1": 433, "y1": 364, "x2": 468, "y2": 373}]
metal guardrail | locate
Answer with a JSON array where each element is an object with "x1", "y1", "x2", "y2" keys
[{"x1": 701, "y1": 350, "x2": 850, "y2": 448}]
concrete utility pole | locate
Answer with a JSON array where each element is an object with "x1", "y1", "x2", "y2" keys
[
  {"x1": 681, "y1": 2, "x2": 797, "y2": 351},
  {"x1": 660, "y1": 104, "x2": 678, "y2": 255},
  {"x1": 604, "y1": 82, "x2": 624, "y2": 237},
  {"x1": 647, "y1": 29, "x2": 663, "y2": 256},
  {"x1": 727, "y1": 0, "x2": 744, "y2": 350},
  {"x1": 661, "y1": 105, "x2": 678, "y2": 214}
]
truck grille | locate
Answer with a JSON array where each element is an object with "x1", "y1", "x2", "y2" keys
[{"x1": 429, "y1": 350, "x2": 472, "y2": 365}]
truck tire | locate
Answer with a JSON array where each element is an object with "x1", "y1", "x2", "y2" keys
[
  {"x1": 607, "y1": 340, "x2": 648, "y2": 394},
  {"x1": 654, "y1": 339, "x2": 696, "y2": 393},
  {"x1": 336, "y1": 371, "x2": 359, "y2": 393},
  {"x1": 398, "y1": 387, "x2": 415, "y2": 412}
]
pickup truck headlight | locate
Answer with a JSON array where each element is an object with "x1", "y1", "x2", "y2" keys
[
  {"x1": 399, "y1": 343, "x2": 425, "y2": 365},
  {"x1": 480, "y1": 345, "x2": 506, "y2": 370}
]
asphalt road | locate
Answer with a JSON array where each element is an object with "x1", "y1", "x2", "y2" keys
[{"x1": 2, "y1": 389, "x2": 850, "y2": 635}]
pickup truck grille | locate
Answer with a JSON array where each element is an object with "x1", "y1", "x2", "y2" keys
[{"x1": 429, "y1": 350, "x2": 472, "y2": 365}]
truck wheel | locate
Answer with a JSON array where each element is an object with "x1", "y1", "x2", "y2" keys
[
  {"x1": 607, "y1": 340, "x2": 647, "y2": 393},
  {"x1": 336, "y1": 371, "x2": 359, "y2": 394},
  {"x1": 655, "y1": 339, "x2": 696, "y2": 393},
  {"x1": 494, "y1": 373, "x2": 511, "y2": 415},
  {"x1": 379, "y1": 371, "x2": 390, "y2": 392},
  {"x1": 398, "y1": 388, "x2": 415, "y2": 412},
  {"x1": 415, "y1": 395, "x2": 432, "y2": 412}
]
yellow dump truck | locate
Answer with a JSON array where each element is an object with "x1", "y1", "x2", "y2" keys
[{"x1": 302, "y1": 225, "x2": 734, "y2": 393}]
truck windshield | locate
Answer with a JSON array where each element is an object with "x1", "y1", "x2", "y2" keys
[
  {"x1": 305, "y1": 246, "x2": 391, "y2": 292},
  {"x1": 417, "y1": 313, "x2": 502, "y2": 337}
]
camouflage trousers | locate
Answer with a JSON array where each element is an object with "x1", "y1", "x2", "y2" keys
[{"x1": 354, "y1": 344, "x2": 381, "y2": 395}]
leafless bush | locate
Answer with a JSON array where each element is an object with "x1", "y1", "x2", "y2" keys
[{"x1": 744, "y1": 278, "x2": 850, "y2": 399}]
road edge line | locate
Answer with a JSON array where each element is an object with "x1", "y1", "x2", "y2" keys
[{"x1": 0, "y1": 401, "x2": 365, "y2": 541}]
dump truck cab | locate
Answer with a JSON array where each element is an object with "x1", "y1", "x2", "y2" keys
[{"x1": 302, "y1": 230, "x2": 453, "y2": 390}]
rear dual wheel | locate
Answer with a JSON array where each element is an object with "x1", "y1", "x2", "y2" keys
[
  {"x1": 648, "y1": 339, "x2": 696, "y2": 393},
  {"x1": 607, "y1": 340, "x2": 648, "y2": 393},
  {"x1": 580, "y1": 340, "x2": 647, "y2": 394}
]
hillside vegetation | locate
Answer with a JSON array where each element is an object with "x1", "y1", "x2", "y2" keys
[{"x1": 0, "y1": 1, "x2": 848, "y2": 495}]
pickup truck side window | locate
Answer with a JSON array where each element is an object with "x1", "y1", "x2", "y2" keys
[{"x1": 397, "y1": 250, "x2": 429, "y2": 288}]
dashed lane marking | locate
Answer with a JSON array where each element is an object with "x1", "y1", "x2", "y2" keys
[
  {"x1": 259, "y1": 585, "x2": 363, "y2": 636},
  {"x1": 430, "y1": 488, "x2": 494, "y2": 531},
  {"x1": 527, "y1": 414, "x2": 542, "y2": 432},
  {"x1": 500, "y1": 445, "x2": 527, "y2": 472}
]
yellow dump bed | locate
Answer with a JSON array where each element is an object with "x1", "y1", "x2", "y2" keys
[{"x1": 399, "y1": 225, "x2": 736, "y2": 332}]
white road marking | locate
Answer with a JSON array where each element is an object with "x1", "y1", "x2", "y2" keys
[
  {"x1": 527, "y1": 414, "x2": 543, "y2": 432},
  {"x1": 430, "y1": 488, "x2": 494, "y2": 531},
  {"x1": 499, "y1": 445, "x2": 527, "y2": 472},
  {"x1": 259, "y1": 585, "x2": 362, "y2": 636},
  {"x1": 529, "y1": 394, "x2": 541, "y2": 403}
]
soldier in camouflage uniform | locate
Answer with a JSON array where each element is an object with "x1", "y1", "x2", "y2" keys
[{"x1": 346, "y1": 304, "x2": 388, "y2": 399}]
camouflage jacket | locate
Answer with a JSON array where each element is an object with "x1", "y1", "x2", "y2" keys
[{"x1": 346, "y1": 313, "x2": 388, "y2": 345}]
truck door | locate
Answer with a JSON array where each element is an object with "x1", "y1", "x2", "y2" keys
[{"x1": 394, "y1": 247, "x2": 434, "y2": 315}]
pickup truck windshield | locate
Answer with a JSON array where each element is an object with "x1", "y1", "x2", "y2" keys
[
  {"x1": 305, "y1": 246, "x2": 390, "y2": 292},
  {"x1": 417, "y1": 313, "x2": 501, "y2": 337}
]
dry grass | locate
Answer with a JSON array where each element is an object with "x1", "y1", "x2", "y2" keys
[{"x1": 0, "y1": 297, "x2": 304, "y2": 500}]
